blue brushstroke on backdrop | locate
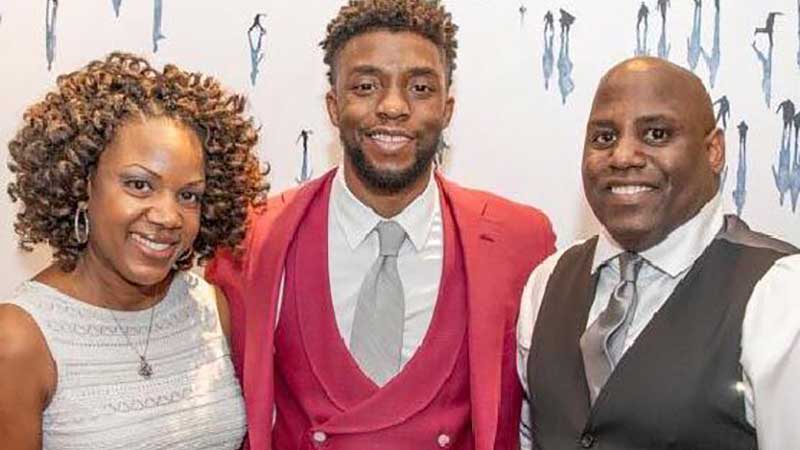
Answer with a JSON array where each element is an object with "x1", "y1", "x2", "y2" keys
[
  {"x1": 657, "y1": 0, "x2": 671, "y2": 59},
  {"x1": 714, "y1": 95, "x2": 730, "y2": 192},
  {"x1": 732, "y1": 121, "x2": 748, "y2": 217},
  {"x1": 774, "y1": 99, "x2": 794, "y2": 206},
  {"x1": 296, "y1": 129, "x2": 314, "y2": 184},
  {"x1": 557, "y1": 9, "x2": 575, "y2": 105},
  {"x1": 635, "y1": 2, "x2": 650, "y2": 56},
  {"x1": 152, "y1": 0, "x2": 166, "y2": 53},
  {"x1": 687, "y1": 0, "x2": 702, "y2": 71},
  {"x1": 112, "y1": 0, "x2": 123, "y2": 18},
  {"x1": 714, "y1": 95, "x2": 730, "y2": 130},
  {"x1": 248, "y1": 14, "x2": 267, "y2": 86},
  {"x1": 753, "y1": 12, "x2": 781, "y2": 108},
  {"x1": 700, "y1": 0, "x2": 721, "y2": 88},
  {"x1": 542, "y1": 11, "x2": 555, "y2": 91},
  {"x1": 791, "y1": 112, "x2": 800, "y2": 211},
  {"x1": 45, "y1": 0, "x2": 58, "y2": 71}
]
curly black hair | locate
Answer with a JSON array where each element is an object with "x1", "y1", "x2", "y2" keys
[
  {"x1": 7, "y1": 52, "x2": 268, "y2": 271},
  {"x1": 320, "y1": 0, "x2": 458, "y2": 85}
]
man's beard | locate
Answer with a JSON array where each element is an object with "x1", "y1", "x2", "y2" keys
[{"x1": 343, "y1": 134, "x2": 440, "y2": 195}]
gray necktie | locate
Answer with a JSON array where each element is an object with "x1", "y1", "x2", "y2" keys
[
  {"x1": 580, "y1": 251, "x2": 644, "y2": 404},
  {"x1": 350, "y1": 220, "x2": 407, "y2": 386}
]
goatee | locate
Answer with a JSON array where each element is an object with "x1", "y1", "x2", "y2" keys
[{"x1": 344, "y1": 136, "x2": 439, "y2": 194}]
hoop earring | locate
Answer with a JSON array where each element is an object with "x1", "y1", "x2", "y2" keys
[{"x1": 73, "y1": 203, "x2": 89, "y2": 244}]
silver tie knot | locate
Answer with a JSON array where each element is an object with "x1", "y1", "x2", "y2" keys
[
  {"x1": 619, "y1": 251, "x2": 643, "y2": 283},
  {"x1": 377, "y1": 221, "x2": 406, "y2": 257}
]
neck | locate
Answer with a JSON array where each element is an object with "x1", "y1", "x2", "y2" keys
[
  {"x1": 41, "y1": 250, "x2": 172, "y2": 311},
  {"x1": 343, "y1": 164, "x2": 433, "y2": 218}
]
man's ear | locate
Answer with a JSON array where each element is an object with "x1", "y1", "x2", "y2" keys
[
  {"x1": 442, "y1": 95, "x2": 455, "y2": 129},
  {"x1": 325, "y1": 90, "x2": 340, "y2": 128},
  {"x1": 705, "y1": 127, "x2": 726, "y2": 175}
]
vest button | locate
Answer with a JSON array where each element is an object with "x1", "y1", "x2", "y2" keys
[
  {"x1": 437, "y1": 433, "x2": 451, "y2": 447},
  {"x1": 580, "y1": 433, "x2": 595, "y2": 448},
  {"x1": 312, "y1": 431, "x2": 327, "y2": 444}
]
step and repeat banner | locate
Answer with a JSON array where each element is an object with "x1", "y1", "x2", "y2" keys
[{"x1": 1, "y1": 0, "x2": 798, "y2": 293}]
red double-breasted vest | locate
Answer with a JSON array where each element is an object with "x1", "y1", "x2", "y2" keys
[{"x1": 207, "y1": 169, "x2": 556, "y2": 450}]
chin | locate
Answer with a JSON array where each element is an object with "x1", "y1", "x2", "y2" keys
[
  {"x1": 605, "y1": 219, "x2": 657, "y2": 249},
  {"x1": 122, "y1": 264, "x2": 175, "y2": 288}
]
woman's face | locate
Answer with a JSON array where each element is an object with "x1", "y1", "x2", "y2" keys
[{"x1": 84, "y1": 117, "x2": 205, "y2": 287}]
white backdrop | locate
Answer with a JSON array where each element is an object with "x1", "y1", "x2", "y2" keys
[{"x1": 1, "y1": 0, "x2": 799, "y2": 296}]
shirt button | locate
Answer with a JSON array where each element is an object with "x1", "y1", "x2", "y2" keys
[
  {"x1": 580, "y1": 433, "x2": 595, "y2": 448},
  {"x1": 312, "y1": 431, "x2": 327, "y2": 444},
  {"x1": 437, "y1": 433, "x2": 451, "y2": 447}
]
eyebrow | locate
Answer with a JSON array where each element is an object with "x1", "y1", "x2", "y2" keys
[
  {"x1": 348, "y1": 65, "x2": 383, "y2": 77},
  {"x1": 348, "y1": 65, "x2": 440, "y2": 79},
  {"x1": 407, "y1": 67, "x2": 439, "y2": 79},
  {"x1": 122, "y1": 164, "x2": 205, "y2": 186},
  {"x1": 635, "y1": 114, "x2": 674, "y2": 124},
  {"x1": 586, "y1": 119, "x2": 617, "y2": 129}
]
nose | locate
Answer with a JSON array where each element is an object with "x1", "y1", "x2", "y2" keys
[
  {"x1": 376, "y1": 85, "x2": 410, "y2": 121},
  {"x1": 146, "y1": 192, "x2": 182, "y2": 229},
  {"x1": 608, "y1": 137, "x2": 646, "y2": 170}
]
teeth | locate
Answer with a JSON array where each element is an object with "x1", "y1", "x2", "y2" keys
[
  {"x1": 131, "y1": 233, "x2": 171, "y2": 252},
  {"x1": 370, "y1": 133, "x2": 411, "y2": 144},
  {"x1": 611, "y1": 185, "x2": 654, "y2": 195}
]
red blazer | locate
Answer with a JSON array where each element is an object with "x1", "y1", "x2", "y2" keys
[{"x1": 207, "y1": 169, "x2": 556, "y2": 450}]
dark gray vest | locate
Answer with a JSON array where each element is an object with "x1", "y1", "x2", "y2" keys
[{"x1": 527, "y1": 216, "x2": 797, "y2": 450}]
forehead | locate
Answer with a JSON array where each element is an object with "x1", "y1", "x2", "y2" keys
[
  {"x1": 589, "y1": 69, "x2": 689, "y2": 124},
  {"x1": 335, "y1": 30, "x2": 446, "y2": 76},
  {"x1": 100, "y1": 117, "x2": 204, "y2": 174}
]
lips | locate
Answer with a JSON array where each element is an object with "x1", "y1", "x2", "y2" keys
[
  {"x1": 130, "y1": 232, "x2": 180, "y2": 260},
  {"x1": 365, "y1": 129, "x2": 414, "y2": 152},
  {"x1": 609, "y1": 184, "x2": 655, "y2": 195}
]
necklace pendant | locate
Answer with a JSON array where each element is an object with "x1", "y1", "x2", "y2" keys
[{"x1": 138, "y1": 357, "x2": 153, "y2": 379}]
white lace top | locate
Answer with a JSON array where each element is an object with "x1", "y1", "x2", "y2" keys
[{"x1": 4, "y1": 271, "x2": 246, "y2": 450}]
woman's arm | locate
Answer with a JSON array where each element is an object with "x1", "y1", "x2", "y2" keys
[{"x1": 0, "y1": 304, "x2": 56, "y2": 450}]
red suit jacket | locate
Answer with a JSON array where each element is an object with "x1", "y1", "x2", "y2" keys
[{"x1": 207, "y1": 169, "x2": 556, "y2": 450}]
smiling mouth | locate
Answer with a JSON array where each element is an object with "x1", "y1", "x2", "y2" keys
[
  {"x1": 365, "y1": 130, "x2": 413, "y2": 152},
  {"x1": 130, "y1": 232, "x2": 179, "y2": 258},
  {"x1": 609, "y1": 185, "x2": 655, "y2": 195}
]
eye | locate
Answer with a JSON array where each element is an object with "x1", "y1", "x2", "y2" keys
[
  {"x1": 352, "y1": 80, "x2": 378, "y2": 95},
  {"x1": 590, "y1": 130, "x2": 617, "y2": 148},
  {"x1": 124, "y1": 179, "x2": 152, "y2": 193},
  {"x1": 410, "y1": 83, "x2": 433, "y2": 94},
  {"x1": 643, "y1": 127, "x2": 671, "y2": 144},
  {"x1": 178, "y1": 190, "x2": 203, "y2": 206}
]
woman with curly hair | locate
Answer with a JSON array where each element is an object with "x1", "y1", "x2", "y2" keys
[{"x1": 0, "y1": 52, "x2": 267, "y2": 450}]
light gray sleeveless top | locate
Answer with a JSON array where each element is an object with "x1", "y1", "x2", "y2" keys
[{"x1": 5, "y1": 271, "x2": 246, "y2": 450}]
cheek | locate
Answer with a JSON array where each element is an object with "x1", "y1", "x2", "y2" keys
[
  {"x1": 581, "y1": 156, "x2": 604, "y2": 184},
  {"x1": 184, "y1": 211, "x2": 202, "y2": 240}
]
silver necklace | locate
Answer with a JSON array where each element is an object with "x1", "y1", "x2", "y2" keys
[{"x1": 107, "y1": 303, "x2": 157, "y2": 379}]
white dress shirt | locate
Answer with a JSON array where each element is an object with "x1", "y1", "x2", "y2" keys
[
  {"x1": 328, "y1": 168, "x2": 443, "y2": 365},
  {"x1": 517, "y1": 193, "x2": 800, "y2": 449}
]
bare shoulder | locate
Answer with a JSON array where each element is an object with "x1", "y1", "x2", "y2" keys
[
  {"x1": 0, "y1": 304, "x2": 54, "y2": 450},
  {"x1": 0, "y1": 303, "x2": 56, "y2": 403},
  {"x1": 0, "y1": 304, "x2": 51, "y2": 363}
]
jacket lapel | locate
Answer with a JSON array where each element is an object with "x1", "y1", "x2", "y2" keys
[
  {"x1": 244, "y1": 169, "x2": 337, "y2": 450},
  {"x1": 437, "y1": 173, "x2": 504, "y2": 450}
]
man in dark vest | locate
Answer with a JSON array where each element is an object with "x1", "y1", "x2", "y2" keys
[
  {"x1": 517, "y1": 57, "x2": 800, "y2": 449},
  {"x1": 208, "y1": 1, "x2": 556, "y2": 449}
]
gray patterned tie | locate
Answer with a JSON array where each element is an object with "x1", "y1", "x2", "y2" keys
[
  {"x1": 350, "y1": 220, "x2": 407, "y2": 386},
  {"x1": 580, "y1": 251, "x2": 644, "y2": 404}
]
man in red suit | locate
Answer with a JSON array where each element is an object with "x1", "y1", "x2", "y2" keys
[{"x1": 208, "y1": 1, "x2": 555, "y2": 449}]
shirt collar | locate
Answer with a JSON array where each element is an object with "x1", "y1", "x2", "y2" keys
[
  {"x1": 331, "y1": 166, "x2": 439, "y2": 252},
  {"x1": 592, "y1": 192, "x2": 724, "y2": 277}
]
